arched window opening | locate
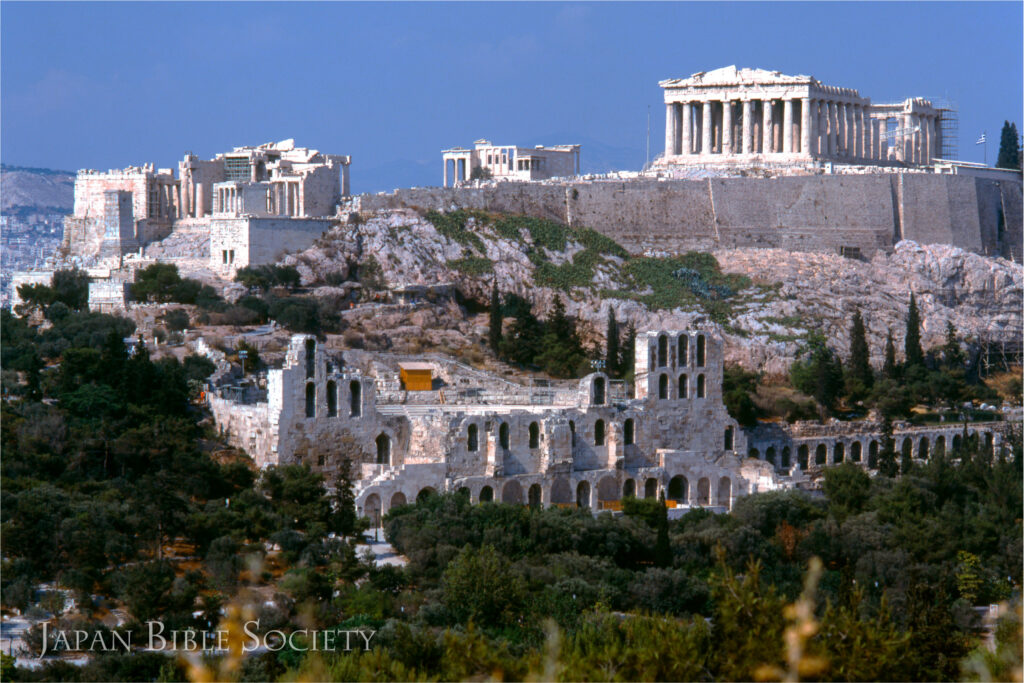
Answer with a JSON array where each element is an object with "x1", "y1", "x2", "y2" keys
[
  {"x1": 467, "y1": 424, "x2": 479, "y2": 452},
  {"x1": 594, "y1": 419, "x2": 605, "y2": 446},
  {"x1": 696, "y1": 335, "x2": 706, "y2": 366},
  {"x1": 326, "y1": 380, "x2": 337, "y2": 417},
  {"x1": 499, "y1": 422, "x2": 510, "y2": 450},
  {"x1": 815, "y1": 443, "x2": 827, "y2": 465},
  {"x1": 593, "y1": 377, "x2": 606, "y2": 405},
  {"x1": 781, "y1": 447, "x2": 791, "y2": 468},
  {"x1": 529, "y1": 422, "x2": 540, "y2": 449},
  {"x1": 479, "y1": 486, "x2": 494, "y2": 503},
  {"x1": 678, "y1": 335, "x2": 689, "y2": 366},
  {"x1": 624, "y1": 418, "x2": 635, "y2": 446},
  {"x1": 375, "y1": 433, "x2": 391, "y2": 465},
  {"x1": 305, "y1": 382, "x2": 316, "y2": 418},
  {"x1": 305, "y1": 338, "x2": 316, "y2": 378},
  {"x1": 658, "y1": 373, "x2": 668, "y2": 400},
  {"x1": 696, "y1": 374, "x2": 706, "y2": 398},
  {"x1": 724, "y1": 426, "x2": 734, "y2": 450},
  {"x1": 349, "y1": 380, "x2": 361, "y2": 417},
  {"x1": 657, "y1": 335, "x2": 668, "y2": 367},
  {"x1": 798, "y1": 444, "x2": 810, "y2": 469},
  {"x1": 678, "y1": 374, "x2": 688, "y2": 398}
]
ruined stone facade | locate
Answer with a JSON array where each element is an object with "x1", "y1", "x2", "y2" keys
[
  {"x1": 658, "y1": 66, "x2": 944, "y2": 169},
  {"x1": 62, "y1": 140, "x2": 350, "y2": 273},
  {"x1": 442, "y1": 139, "x2": 581, "y2": 186},
  {"x1": 208, "y1": 327, "x2": 782, "y2": 518}
]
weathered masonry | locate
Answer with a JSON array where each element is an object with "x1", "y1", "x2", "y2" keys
[
  {"x1": 442, "y1": 139, "x2": 581, "y2": 186},
  {"x1": 63, "y1": 139, "x2": 350, "y2": 272},
  {"x1": 658, "y1": 66, "x2": 946, "y2": 168},
  {"x1": 208, "y1": 327, "x2": 777, "y2": 518}
]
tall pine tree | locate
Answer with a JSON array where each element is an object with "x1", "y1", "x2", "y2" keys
[
  {"x1": 620, "y1": 323, "x2": 637, "y2": 381},
  {"x1": 882, "y1": 329, "x2": 898, "y2": 379},
  {"x1": 905, "y1": 293, "x2": 924, "y2": 369},
  {"x1": 605, "y1": 308, "x2": 620, "y2": 378},
  {"x1": 996, "y1": 121, "x2": 1021, "y2": 170},
  {"x1": 847, "y1": 308, "x2": 873, "y2": 394},
  {"x1": 488, "y1": 282, "x2": 502, "y2": 353}
]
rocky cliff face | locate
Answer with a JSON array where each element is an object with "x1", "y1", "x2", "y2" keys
[{"x1": 281, "y1": 210, "x2": 1022, "y2": 374}]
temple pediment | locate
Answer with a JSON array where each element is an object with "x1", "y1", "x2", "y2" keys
[{"x1": 660, "y1": 65, "x2": 815, "y2": 88}]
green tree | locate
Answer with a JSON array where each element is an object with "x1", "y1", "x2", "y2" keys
[
  {"x1": 846, "y1": 308, "x2": 873, "y2": 399},
  {"x1": 488, "y1": 283, "x2": 502, "y2": 353},
  {"x1": 51, "y1": 268, "x2": 90, "y2": 311},
  {"x1": 822, "y1": 462, "x2": 871, "y2": 521},
  {"x1": 605, "y1": 308, "x2": 620, "y2": 378},
  {"x1": 878, "y1": 415, "x2": 899, "y2": 477},
  {"x1": 905, "y1": 293, "x2": 924, "y2": 369},
  {"x1": 943, "y1": 321, "x2": 965, "y2": 369},
  {"x1": 441, "y1": 545, "x2": 526, "y2": 627},
  {"x1": 882, "y1": 328, "x2": 898, "y2": 379},
  {"x1": 790, "y1": 334, "x2": 844, "y2": 411},
  {"x1": 654, "y1": 492, "x2": 671, "y2": 568},
  {"x1": 620, "y1": 322, "x2": 637, "y2": 381},
  {"x1": 996, "y1": 120, "x2": 1021, "y2": 170}
]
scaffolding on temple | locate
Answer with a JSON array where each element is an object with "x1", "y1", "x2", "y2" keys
[{"x1": 930, "y1": 98, "x2": 959, "y2": 160}]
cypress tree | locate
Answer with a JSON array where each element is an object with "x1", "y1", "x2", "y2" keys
[
  {"x1": 848, "y1": 309, "x2": 873, "y2": 390},
  {"x1": 883, "y1": 329, "x2": 897, "y2": 379},
  {"x1": 905, "y1": 293, "x2": 924, "y2": 369},
  {"x1": 878, "y1": 415, "x2": 898, "y2": 478},
  {"x1": 620, "y1": 322, "x2": 637, "y2": 380},
  {"x1": 943, "y1": 321, "x2": 964, "y2": 369},
  {"x1": 996, "y1": 121, "x2": 1021, "y2": 170},
  {"x1": 654, "y1": 491, "x2": 671, "y2": 568},
  {"x1": 605, "y1": 308, "x2": 620, "y2": 378},
  {"x1": 488, "y1": 282, "x2": 502, "y2": 353}
]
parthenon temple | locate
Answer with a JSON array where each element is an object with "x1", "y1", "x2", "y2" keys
[{"x1": 657, "y1": 66, "x2": 944, "y2": 168}]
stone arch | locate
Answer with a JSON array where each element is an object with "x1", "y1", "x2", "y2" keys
[
  {"x1": 502, "y1": 480, "x2": 523, "y2": 505},
  {"x1": 851, "y1": 441, "x2": 862, "y2": 462},
  {"x1": 668, "y1": 475, "x2": 688, "y2": 503},
  {"x1": 624, "y1": 418, "x2": 635, "y2": 445},
  {"x1": 815, "y1": 443, "x2": 827, "y2": 465},
  {"x1": 696, "y1": 334, "x2": 706, "y2": 366},
  {"x1": 550, "y1": 478, "x2": 572, "y2": 504},
  {"x1": 749, "y1": 447, "x2": 760, "y2": 459},
  {"x1": 834, "y1": 442, "x2": 845, "y2": 463},
  {"x1": 696, "y1": 374, "x2": 706, "y2": 398},
  {"x1": 935, "y1": 435, "x2": 946, "y2": 457},
  {"x1": 678, "y1": 335, "x2": 689, "y2": 366},
  {"x1": 868, "y1": 440, "x2": 879, "y2": 468},
  {"x1": 919, "y1": 436, "x2": 929, "y2": 460},
  {"x1": 594, "y1": 419, "x2": 606, "y2": 446},
  {"x1": 901, "y1": 437, "x2": 913, "y2": 460},
  {"x1": 717, "y1": 477, "x2": 732, "y2": 508},
  {"x1": 375, "y1": 433, "x2": 391, "y2": 465},
  {"x1": 576, "y1": 480, "x2": 591, "y2": 509},
  {"x1": 569, "y1": 420, "x2": 576, "y2": 447},
  {"x1": 983, "y1": 432, "x2": 993, "y2": 454},
  {"x1": 724, "y1": 426, "x2": 734, "y2": 450},
  {"x1": 326, "y1": 380, "x2": 337, "y2": 417},
  {"x1": 644, "y1": 478, "x2": 658, "y2": 499},
  {"x1": 416, "y1": 487, "x2": 437, "y2": 503},
  {"x1": 305, "y1": 382, "x2": 316, "y2": 418},
  {"x1": 364, "y1": 493, "x2": 381, "y2": 522},
  {"x1": 766, "y1": 446, "x2": 776, "y2": 466},
  {"x1": 455, "y1": 486, "x2": 471, "y2": 501},
  {"x1": 798, "y1": 444, "x2": 810, "y2": 469},
  {"x1": 623, "y1": 479, "x2": 636, "y2": 498},
  {"x1": 479, "y1": 485, "x2": 494, "y2": 503},
  {"x1": 952, "y1": 433, "x2": 962, "y2": 452},
  {"x1": 349, "y1": 380, "x2": 361, "y2": 417},
  {"x1": 467, "y1": 423, "x2": 479, "y2": 452},
  {"x1": 658, "y1": 373, "x2": 669, "y2": 399},
  {"x1": 529, "y1": 422, "x2": 540, "y2": 448},
  {"x1": 968, "y1": 431, "x2": 980, "y2": 452},
  {"x1": 499, "y1": 422, "x2": 510, "y2": 450},
  {"x1": 657, "y1": 334, "x2": 668, "y2": 367},
  {"x1": 390, "y1": 491, "x2": 407, "y2": 509},
  {"x1": 697, "y1": 477, "x2": 711, "y2": 505},
  {"x1": 781, "y1": 446, "x2": 791, "y2": 468},
  {"x1": 597, "y1": 476, "x2": 619, "y2": 504},
  {"x1": 528, "y1": 483, "x2": 542, "y2": 508},
  {"x1": 305, "y1": 338, "x2": 316, "y2": 378},
  {"x1": 593, "y1": 376, "x2": 606, "y2": 405},
  {"x1": 678, "y1": 374, "x2": 688, "y2": 398}
]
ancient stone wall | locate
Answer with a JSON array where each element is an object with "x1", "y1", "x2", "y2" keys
[
  {"x1": 353, "y1": 174, "x2": 1023, "y2": 260},
  {"x1": 209, "y1": 217, "x2": 336, "y2": 275}
]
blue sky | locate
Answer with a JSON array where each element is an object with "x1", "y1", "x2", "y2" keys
[{"x1": 2, "y1": 2, "x2": 1021, "y2": 193}]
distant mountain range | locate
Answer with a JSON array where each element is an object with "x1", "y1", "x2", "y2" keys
[{"x1": 1, "y1": 165, "x2": 75, "y2": 217}]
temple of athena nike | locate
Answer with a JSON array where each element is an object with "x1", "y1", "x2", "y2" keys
[{"x1": 656, "y1": 66, "x2": 944, "y2": 169}]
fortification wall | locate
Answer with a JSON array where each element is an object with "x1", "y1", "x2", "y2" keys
[{"x1": 354, "y1": 174, "x2": 1022, "y2": 259}]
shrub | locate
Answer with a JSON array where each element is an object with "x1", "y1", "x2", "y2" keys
[{"x1": 447, "y1": 256, "x2": 494, "y2": 276}]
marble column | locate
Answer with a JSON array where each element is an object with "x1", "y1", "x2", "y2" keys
[
  {"x1": 828, "y1": 102, "x2": 838, "y2": 157},
  {"x1": 666, "y1": 103, "x2": 678, "y2": 157},
  {"x1": 742, "y1": 100, "x2": 753, "y2": 154},
  {"x1": 701, "y1": 101, "x2": 712, "y2": 155},
  {"x1": 443, "y1": 159, "x2": 448, "y2": 187},
  {"x1": 801, "y1": 98, "x2": 812, "y2": 157},
  {"x1": 762, "y1": 100, "x2": 773, "y2": 153},
  {"x1": 682, "y1": 103, "x2": 692, "y2": 155},
  {"x1": 853, "y1": 107, "x2": 863, "y2": 158},
  {"x1": 783, "y1": 99, "x2": 794, "y2": 153},
  {"x1": 817, "y1": 102, "x2": 827, "y2": 156},
  {"x1": 722, "y1": 100, "x2": 733, "y2": 155}
]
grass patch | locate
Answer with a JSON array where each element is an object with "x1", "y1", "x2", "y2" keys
[
  {"x1": 424, "y1": 209, "x2": 486, "y2": 252},
  {"x1": 447, "y1": 256, "x2": 494, "y2": 276}
]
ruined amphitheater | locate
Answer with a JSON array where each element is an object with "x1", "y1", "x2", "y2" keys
[{"x1": 206, "y1": 327, "x2": 1007, "y2": 518}]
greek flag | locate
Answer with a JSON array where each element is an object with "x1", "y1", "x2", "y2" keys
[{"x1": 975, "y1": 133, "x2": 987, "y2": 145}]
